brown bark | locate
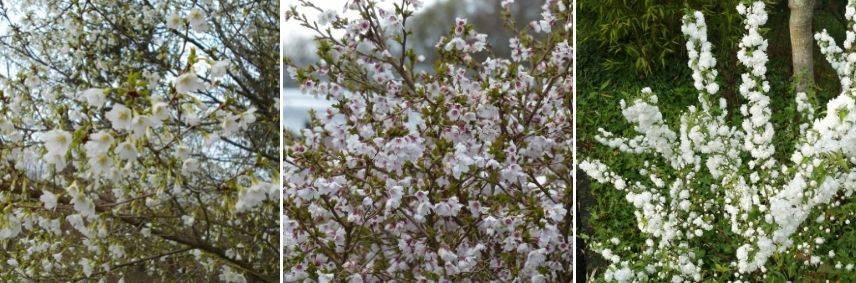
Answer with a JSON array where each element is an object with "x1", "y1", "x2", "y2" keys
[{"x1": 789, "y1": 0, "x2": 816, "y2": 93}]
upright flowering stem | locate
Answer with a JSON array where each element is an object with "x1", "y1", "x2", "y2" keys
[{"x1": 584, "y1": 1, "x2": 856, "y2": 281}]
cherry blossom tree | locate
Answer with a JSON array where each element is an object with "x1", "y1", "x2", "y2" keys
[
  {"x1": 0, "y1": 0, "x2": 278, "y2": 281},
  {"x1": 283, "y1": 0, "x2": 573, "y2": 281}
]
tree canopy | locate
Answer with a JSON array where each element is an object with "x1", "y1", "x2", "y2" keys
[{"x1": 0, "y1": 0, "x2": 279, "y2": 281}]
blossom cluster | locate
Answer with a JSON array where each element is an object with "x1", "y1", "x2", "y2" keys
[
  {"x1": 0, "y1": 1, "x2": 278, "y2": 281},
  {"x1": 284, "y1": 0, "x2": 572, "y2": 281},
  {"x1": 583, "y1": 1, "x2": 856, "y2": 281}
]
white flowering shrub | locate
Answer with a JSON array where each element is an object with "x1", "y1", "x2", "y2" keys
[
  {"x1": 581, "y1": 1, "x2": 856, "y2": 281},
  {"x1": 0, "y1": 1, "x2": 278, "y2": 281},
  {"x1": 283, "y1": 0, "x2": 572, "y2": 281}
]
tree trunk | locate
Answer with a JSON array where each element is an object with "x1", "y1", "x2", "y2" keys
[{"x1": 789, "y1": 0, "x2": 816, "y2": 93}]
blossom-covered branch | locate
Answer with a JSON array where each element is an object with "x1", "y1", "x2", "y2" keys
[
  {"x1": 0, "y1": 1, "x2": 279, "y2": 281},
  {"x1": 284, "y1": 0, "x2": 572, "y2": 281}
]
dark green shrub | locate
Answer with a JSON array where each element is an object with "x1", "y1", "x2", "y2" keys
[{"x1": 579, "y1": 0, "x2": 745, "y2": 76}]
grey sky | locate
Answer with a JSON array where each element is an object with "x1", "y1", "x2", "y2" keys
[{"x1": 282, "y1": 0, "x2": 440, "y2": 40}]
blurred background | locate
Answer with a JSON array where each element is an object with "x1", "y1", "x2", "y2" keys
[{"x1": 282, "y1": 0, "x2": 546, "y2": 134}]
